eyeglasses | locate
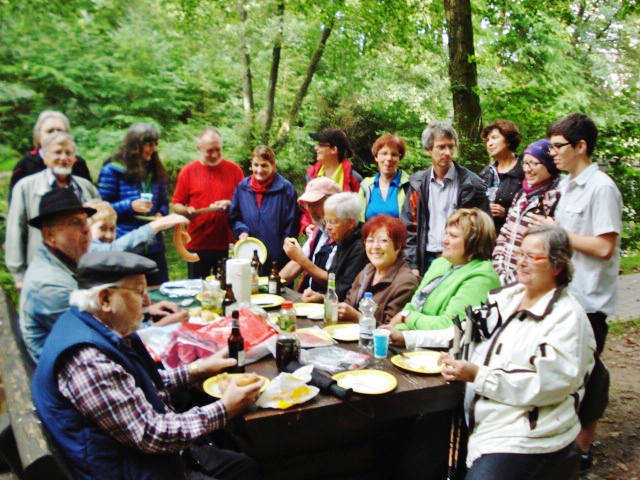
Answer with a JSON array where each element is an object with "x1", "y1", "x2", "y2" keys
[
  {"x1": 322, "y1": 218, "x2": 341, "y2": 226},
  {"x1": 523, "y1": 161, "x2": 543, "y2": 169},
  {"x1": 302, "y1": 199, "x2": 324, "y2": 210},
  {"x1": 50, "y1": 219, "x2": 88, "y2": 230},
  {"x1": 109, "y1": 286, "x2": 149, "y2": 298},
  {"x1": 365, "y1": 237, "x2": 391, "y2": 247},
  {"x1": 515, "y1": 251, "x2": 549, "y2": 262},
  {"x1": 549, "y1": 141, "x2": 572, "y2": 153}
]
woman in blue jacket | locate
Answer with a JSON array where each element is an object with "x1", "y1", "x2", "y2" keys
[
  {"x1": 229, "y1": 145, "x2": 299, "y2": 272},
  {"x1": 97, "y1": 123, "x2": 170, "y2": 286}
]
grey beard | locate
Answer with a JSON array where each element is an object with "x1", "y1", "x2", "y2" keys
[{"x1": 53, "y1": 166, "x2": 72, "y2": 176}]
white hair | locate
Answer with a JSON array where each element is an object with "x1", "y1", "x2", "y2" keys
[
  {"x1": 69, "y1": 284, "x2": 115, "y2": 312},
  {"x1": 323, "y1": 192, "x2": 362, "y2": 221}
]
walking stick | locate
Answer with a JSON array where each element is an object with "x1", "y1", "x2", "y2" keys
[{"x1": 447, "y1": 315, "x2": 465, "y2": 480}]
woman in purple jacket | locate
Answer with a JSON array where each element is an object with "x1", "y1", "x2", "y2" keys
[
  {"x1": 229, "y1": 145, "x2": 299, "y2": 271},
  {"x1": 98, "y1": 123, "x2": 170, "y2": 286}
]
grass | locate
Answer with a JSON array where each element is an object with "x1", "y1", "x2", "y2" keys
[
  {"x1": 609, "y1": 317, "x2": 640, "y2": 336},
  {"x1": 620, "y1": 252, "x2": 640, "y2": 275}
]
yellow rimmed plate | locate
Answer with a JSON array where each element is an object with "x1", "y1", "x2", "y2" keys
[
  {"x1": 332, "y1": 370, "x2": 397, "y2": 395},
  {"x1": 323, "y1": 323, "x2": 360, "y2": 342},
  {"x1": 292, "y1": 303, "x2": 324, "y2": 318},
  {"x1": 390, "y1": 350, "x2": 442, "y2": 374},
  {"x1": 203, "y1": 374, "x2": 270, "y2": 398},
  {"x1": 251, "y1": 293, "x2": 284, "y2": 308},
  {"x1": 234, "y1": 237, "x2": 268, "y2": 264},
  {"x1": 134, "y1": 215, "x2": 157, "y2": 221}
]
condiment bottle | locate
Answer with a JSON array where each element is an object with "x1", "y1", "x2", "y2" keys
[
  {"x1": 227, "y1": 310, "x2": 245, "y2": 373},
  {"x1": 201, "y1": 279, "x2": 222, "y2": 315},
  {"x1": 268, "y1": 261, "x2": 281, "y2": 295},
  {"x1": 223, "y1": 283, "x2": 237, "y2": 317},
  {"x1": 276, "y1": 301, "x2": 300, "y2": 372},
  {"x1": 228, "y1": 243, "x2": 235, "y2": 260},
  {"x1": 324, "y1": 273, "x2": 338, "y2": 325}
]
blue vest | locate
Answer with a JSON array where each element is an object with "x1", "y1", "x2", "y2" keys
[{"x1": 32, "y1": 307, "x2": 184, "y2": 480}]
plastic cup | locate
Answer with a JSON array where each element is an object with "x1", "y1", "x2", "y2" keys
[
  {"x1": 140, "y1": 192, "x2": 153, "y2": 202},
  {"x1": 372, "y1": 329, "x2": 390, "y2": 359}
]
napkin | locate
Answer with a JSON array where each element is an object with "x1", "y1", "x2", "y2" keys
[{"x1": 255, "y1": 365, "x2": 320, "y2": 409}]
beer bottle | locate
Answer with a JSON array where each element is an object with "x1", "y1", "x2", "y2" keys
[
  {"x1": 227, "y1": 310, "x2": 245, "y2": 373},
  {"x1": 251, "y1": 249, "x2": 261, "y2": 276},
  {"x1": 216, "y1": 259, "x2": 227, "y2": 289},
  {"x1": 223, "y1": 283, "x2": 237, "y2": 317},
  {"x1": 535, "y1": 196, "x2": 546, "y2": 217},
  {"x1": 268, "y1": 261, "x2": 281, "y2": 295}
]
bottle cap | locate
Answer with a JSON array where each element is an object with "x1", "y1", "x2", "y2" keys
[
  {"x1": 364, "y1": 292, "x2": 373, "y2": 298},
  {"x1": 282, "y1": 301, "x2": 293, "y2": 309}
]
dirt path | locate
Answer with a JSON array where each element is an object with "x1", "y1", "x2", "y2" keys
[{"x1": 583, "y1": 321, "x2": 640, "y2": 479}]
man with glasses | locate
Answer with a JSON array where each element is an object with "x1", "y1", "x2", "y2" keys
[
  {"x1": 530, "y1": 112, "x2": 622, "y2": 470},
  {"x1": 32, "y1": 251, "x2": 262, "y2": 480},
  {"x1": 20, "y1": 189, "x2": 182, "y2": 361},
  {"x1": 401, "y1": 121, "x2": 490, "y2": 276},
  {"x1": 5, "y1": 131, "x2": 99, "y2": 287},
  {"x1": 280, "y1": 177, "x2": 341, "y2": 292}
]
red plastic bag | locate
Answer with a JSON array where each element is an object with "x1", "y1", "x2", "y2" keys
[{"x1": 162, "y1": 309, "x2": 277, "y2": 368}]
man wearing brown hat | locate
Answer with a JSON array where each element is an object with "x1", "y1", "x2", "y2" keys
[
  {"x1": 280, "y1": 177, "x2": 341, "y2": 292},
  {"x1": 301, "y1": 129, "x2": 362, "y2": 236},
  {"x1": 33, "y1": 251, "x2": 262, "y2": 480}
]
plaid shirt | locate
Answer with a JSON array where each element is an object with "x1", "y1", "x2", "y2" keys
[{"x1": 57, "y1": 346, "x2": 227, "y2": 454}]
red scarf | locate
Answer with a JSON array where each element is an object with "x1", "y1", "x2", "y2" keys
[{"x1": 250, "y1": 173, "x2": 274, "y2": 208}]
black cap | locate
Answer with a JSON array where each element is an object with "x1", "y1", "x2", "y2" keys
[
  {"x1": 76, "y1": 251, "x2": 158, "y2": 288},
  {"x1": 309, "y1": 128, "x2": 352, "y2": 157},
  {"x1": 28, "y1": 189, "x2": 97, "y2": 229}
]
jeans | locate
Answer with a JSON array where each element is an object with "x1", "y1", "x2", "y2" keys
[{"x1": 466, "y1": 443, "x2": 579, "y2": 480}]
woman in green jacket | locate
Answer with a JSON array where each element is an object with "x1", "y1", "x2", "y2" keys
[{"x1": 384, "y1": 208, "x2": 500, "y2": 349}]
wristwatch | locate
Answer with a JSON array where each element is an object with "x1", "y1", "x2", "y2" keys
[{"x1": 400, "y1": 310, "x2": 410, "y2": 322}]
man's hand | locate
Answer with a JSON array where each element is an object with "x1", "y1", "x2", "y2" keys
[
  {"x1": 197, "y1": 348, "x2": 237, "y2": 376},
  {"x1": 301, "y1": 288, "x2": 324, "y2": 303},
  {"x1": 304, "y1": 224, "x2": 316, "y2": 237},
  {"x1": 147, "y1": 300, "x2": 179, "y2": 318},
  {"x1": 283, "y1": 237, "x2": 305, "y2": 263},
  {"x1": 154, "y1": 310, "x2": 188, "y2": 326},
  {"x1": 220, "y1": 377, "x2": 265, "y2": 419}
]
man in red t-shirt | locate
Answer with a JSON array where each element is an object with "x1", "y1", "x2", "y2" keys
[{"x1": 172, "y1": 128, "x2": 245, "y2": 279}]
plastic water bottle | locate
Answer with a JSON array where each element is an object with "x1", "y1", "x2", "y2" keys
[
  {"x1": 324, "y1": 273, "x2": 339, "y2": 325},
  {"x1": 359, "y1": 292, "x2": 376, "y2": 350}
]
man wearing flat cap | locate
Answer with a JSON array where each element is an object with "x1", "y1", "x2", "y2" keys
[
  {"x1": 33, "y1": 251, "x2": 263, "y2": 480},
  {"x1": 301, "y1": 128, "x2": 362, "y2": 236},
  {"x1": 280, "y1": 177, "x2": 341, "y2": 292}
]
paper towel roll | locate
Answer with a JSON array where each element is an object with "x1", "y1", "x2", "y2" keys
[{"x1": 226, "y1": 258, "x2": 251, "y2": 304}]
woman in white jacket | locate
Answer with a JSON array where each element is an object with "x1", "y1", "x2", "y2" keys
[{"x1": 441, "y1": 226, "x2": 596, "y2": 480}]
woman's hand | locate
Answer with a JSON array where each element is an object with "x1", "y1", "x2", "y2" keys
[
  {"x1": 387, "y1": 311, "x2": 405, "y2": 328},
  {"x1": 211, "y1": 199, "x2": 231, "y2": 210},
  {"x1": 132, "y1": 198, "x2": 152, "y2": 213},
  {"x1": 490, "y1": 203, "x2": 506, "y2": 218},
  {"x1": 440, "y1": 352, "x2": 478, "y2": 383},
  {"x1": 526, "y1": 212, "x2": 557, "y2": 227},
  {"x1": 337, "y1": 303, "x2": 360, "y2": 322},
  {"x1": 301, "y1": 288, "x2": 324, "y2": 303},
  {"x1": 381, "y1": 325, "x2": 405, "y2": 347},
  {"x1": 239, "y1": 232, "x2": 249, "y2": 241}
]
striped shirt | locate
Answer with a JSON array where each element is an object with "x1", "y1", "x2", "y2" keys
[
  {"x1": 57, "y1": 346, "x2": 227, "y2": 454},
  {"x1": 426, "y1": 164, "x2": 459, "y2": 252}
]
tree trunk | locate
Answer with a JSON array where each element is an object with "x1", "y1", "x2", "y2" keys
[
  {"x1": 262, "y1": 0, "x2": 285, "y2": 144},
  {"x1": 444, "y1": 0, "x2": 483, "y2": 165},
  {"x1": 274, "y1": 15, "x2": 335, "y2": 148},
  {"x1": 237, "y1": 0, "x2": 254, "y2": 150}
]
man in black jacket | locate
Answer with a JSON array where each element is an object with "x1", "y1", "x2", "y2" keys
[{"x1": 401, "y1": 121, "x2": 490, "y2": 275}]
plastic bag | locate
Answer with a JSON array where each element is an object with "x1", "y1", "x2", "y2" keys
[
  {"x1": 300, "y1": 345, "x2": 370, "y2": 374},
  {"x1": 161, "y1": 308, "x2": 278, "y2": 368},
  {"x1": 255, "y1": 364, "x2": 320, "y2": 409}
]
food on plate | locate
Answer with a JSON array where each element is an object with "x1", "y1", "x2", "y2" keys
[
  {"x1": 173, "y1": 224, "x2": 200, "y2": 262},
  {"x1": 296, "y1": 328, "x2": 334, "y2": 348},
  {"x1": 188, "y1": 307, "x2": 202, "y2": 317},
  {"x1": 217, "y1": 372, "x2": 260, "y2": 394},
  {"x1": 201, "y1": 310, "x2": 217, "y2": 322}
]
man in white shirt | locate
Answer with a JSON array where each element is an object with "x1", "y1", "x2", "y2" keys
[{"x1": 531, "y1": 112, "x2": 622, "y2": 470}]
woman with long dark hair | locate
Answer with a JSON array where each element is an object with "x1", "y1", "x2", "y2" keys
[{"x1": 98, "y1": 123, "x2": 169, "y2": 286}]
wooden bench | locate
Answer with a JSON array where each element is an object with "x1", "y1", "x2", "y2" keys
[{"x1": 0, "y1": 290, "x2": 73, "y2": 479}]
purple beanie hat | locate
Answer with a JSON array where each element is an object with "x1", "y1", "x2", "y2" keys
[{"x1": 523, "y1": 139, "x2": 559, "y2": 176}]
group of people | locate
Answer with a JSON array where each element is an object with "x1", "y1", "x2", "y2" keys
[{"x1": 3, "y1": 109, "x2": 622, "y2": 479}]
